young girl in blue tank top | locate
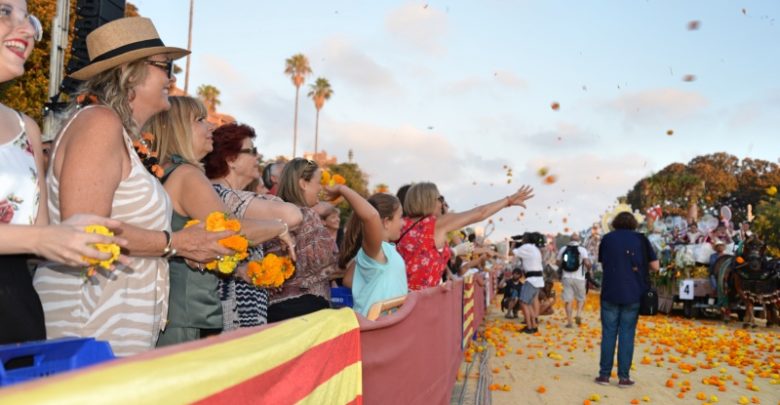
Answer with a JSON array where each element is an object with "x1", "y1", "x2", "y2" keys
[{"x1": 324, "y1": 187, "x2": 407, "y2": 317}]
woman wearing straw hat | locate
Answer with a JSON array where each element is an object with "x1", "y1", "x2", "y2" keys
[
  {"x1": 33, "y1": 17, "x2": 233, "y2": 356},
  {"x1": 0, "y1": 0, "x2": 129, "y2": 345}
]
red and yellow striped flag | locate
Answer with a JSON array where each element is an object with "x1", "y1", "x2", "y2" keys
[{"x1": 0, "y1": 308, "x2": 362, "y2": 405}]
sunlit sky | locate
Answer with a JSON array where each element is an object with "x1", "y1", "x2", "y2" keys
[{"x1": 132, "y1": 0, "x2": 779, "y2": 240}]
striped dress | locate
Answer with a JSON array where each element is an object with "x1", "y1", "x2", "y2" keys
[{"x1": 33, "y1": 106, "x2": 172, "y2": 357}]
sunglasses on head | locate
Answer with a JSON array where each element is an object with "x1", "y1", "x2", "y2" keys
[
  {"x1": 239, "y1": 146, "x2": 258, "y2": 156},
  {"x1": 146, "y1": 60, "x2": 174, "y2": 79}
]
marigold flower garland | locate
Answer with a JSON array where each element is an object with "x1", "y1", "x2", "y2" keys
[
  {"x1": 82, "y1": 224, "x2": 121, "y2": 278},
  {"x1": 246, "y1": 253, "x2": 295, "y2": 288},
  {"x1": 185, "y1": 212, "x2": 249, "y2": 274}
]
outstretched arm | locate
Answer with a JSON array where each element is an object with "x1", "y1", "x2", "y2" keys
[{"x1": 435, "y1": 185, "x2": 534, "y2": 245}]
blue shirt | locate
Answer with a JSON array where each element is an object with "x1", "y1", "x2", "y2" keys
[
  {"x1": 598, "y1": 230, "x2": 657, "y2": 305},
  {"x1": 353, "y1": 241, "x2": 408, "y2": 316}
]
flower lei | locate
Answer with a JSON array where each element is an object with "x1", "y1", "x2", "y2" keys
[
  {"x1": 184, "y1": 212, "x2": 249, "y2": 274},
  {"x1": 76, "y1": 93, "x2": 163, "y2": 179},
  {"x1": 246, "y1": 253, "x2": 295, "y2": 288},
  {"x1": 82, "y1": 224, "x2": 121, "y2": 279}
]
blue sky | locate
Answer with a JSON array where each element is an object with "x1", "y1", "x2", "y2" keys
[{"x1": 133, "y1": 0, "x2": 779, "y2": 240}]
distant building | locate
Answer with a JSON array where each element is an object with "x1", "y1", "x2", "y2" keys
[{"x1": 303, "y1": 150, "x2": 338, "y2": 167}]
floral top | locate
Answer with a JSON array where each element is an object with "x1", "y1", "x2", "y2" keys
[
  {"x1": 396, "y1": 216, "x2": 452, "y2": 291},
  {"x1": 267, "y1": 207, "x2": 337, "y2": 304},
  {"x1": 0, "y1": 111, "x2": 39, "y2": 225}
]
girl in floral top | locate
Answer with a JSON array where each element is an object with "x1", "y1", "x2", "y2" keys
[
  {"x1": 268, "y1": 158, "x2": 338, "y2": 322},
  {"x1": 397, "y1": 182, "x2": 534, "y2": 291}
]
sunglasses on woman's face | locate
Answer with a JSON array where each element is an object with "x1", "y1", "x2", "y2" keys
[
  {"x1": 239, "y1": 146, "x2": 258, "y2": 156},
  {"x1": 146, "y1": 60, "x2": 174, "y2": 79}
]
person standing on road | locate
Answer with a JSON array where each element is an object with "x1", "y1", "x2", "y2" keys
[
  {"x1": 595, "y1": 212, "x2": 658, "y2": 388},
  {"x1": 557, "y1": 233, "x2": 591, "y2": 328}
]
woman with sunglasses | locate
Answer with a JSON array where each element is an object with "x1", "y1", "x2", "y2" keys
[
  {"x1": 204, "y1": 123, "x2": 303, "y2": 329},
  {"x1": 398, "y1": 182, "x2": 534, "y2": 291},
  {"x1": 260, "y1": 158, "x2": 340, "y2": 322},
  {"x1": 0, "y1": 0, "x2": 129, "y2": 345},
  {"x1": 33, "y1": 17, "x2": 232, "y2": 356},
  {"x1": 144, "y1": 98, "x2": 298, "y2": 344}
]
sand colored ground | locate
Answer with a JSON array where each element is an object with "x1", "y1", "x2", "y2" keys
[{"x1": 467, "y1": 285, "x2": 779, "y2": 405}]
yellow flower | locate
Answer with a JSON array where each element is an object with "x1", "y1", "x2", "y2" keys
[
  {"x1": 224, "y1": 219, "x2": 241, "y2": 232},
  {"x1": 206, "y1": 211, "x2": 228, "y2": 231},
  {"x1": 767, "y1": 185, "x2": 777, "y2": 196},
  {"x1": 184, "y1": 219, "x2": 201, "y2": 228},
  {"x1": 82, "y1": 225, "x2": 121, "y2": 270},
  {"x1": 320, "y1": 170, "x2": 332, "y2": 186}
]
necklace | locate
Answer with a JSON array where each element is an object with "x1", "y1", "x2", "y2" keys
[{"x1": 221, "y1": 177, "x2": 238, "y2": 190}]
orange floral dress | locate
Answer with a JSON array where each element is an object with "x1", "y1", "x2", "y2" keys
[{"x1": 396, "y1": 216, "x2": 452, "y2": 291}]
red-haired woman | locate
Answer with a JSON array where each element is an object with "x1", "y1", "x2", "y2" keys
[{"x1": 204, "y1": 123, "x2": 302, "y2": 328}]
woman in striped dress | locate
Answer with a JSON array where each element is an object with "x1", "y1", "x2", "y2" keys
[{"x1": 32, "y1": 17, "x2": 232, "y2": 356}]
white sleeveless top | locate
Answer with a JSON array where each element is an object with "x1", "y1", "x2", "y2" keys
[
  {"x1": 33, "y1": 106, "x2": 173, "y2": 356},
  {"x1": 0, "y1": 111, "x2": 39, "y2": 225}
]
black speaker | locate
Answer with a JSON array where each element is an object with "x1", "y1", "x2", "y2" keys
[{"x1": 59, "y1": 0, "x2": 126, "y2": 95}]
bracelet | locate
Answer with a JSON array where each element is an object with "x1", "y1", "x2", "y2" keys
[
  {"x1": 505, "y1": 196, "x2": 511, "y2": 207},
  {"x1": 162, "y1": 230, "x2": 177, "y2": 258}
]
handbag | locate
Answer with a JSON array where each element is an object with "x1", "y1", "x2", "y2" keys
[{"x1": 637, "y1": 233, "x2": 658, "y2": 316}]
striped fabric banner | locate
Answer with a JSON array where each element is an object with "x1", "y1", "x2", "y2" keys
[
  {"x1": 0, "y1": 308, "x2": 362, "y2": 405},
  {"x1": 462, "y1": 275, "x2": 476, "y2": 348}
]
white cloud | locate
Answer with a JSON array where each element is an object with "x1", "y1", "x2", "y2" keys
[
  {"x1": 385, "y1": 2, "x2": 449, "y2": 54},
  {"x1": 314, "y1": 37, "x2": 403, "y2": 98},
  {"x1": 522, "y1": 123, "x2": 602, "y2": 150},
  {"x1": 606, "y1": 88, "x2": 708, "y2": 127}
]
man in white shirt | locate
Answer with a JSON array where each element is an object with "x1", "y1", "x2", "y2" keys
[
  {"x1": 557, "y1": 233, "x2": 592, "y2": 328},
  {"x1": 513, "y1": 233, "x2": 545, "y2": 334}
]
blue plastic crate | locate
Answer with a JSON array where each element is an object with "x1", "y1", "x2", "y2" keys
[
  {"x1": 0, "y1": 337, "x2": 115, "y2": 387},
  {"x1": 331, "y1": 287, "x2": 354, "y2": 308}
]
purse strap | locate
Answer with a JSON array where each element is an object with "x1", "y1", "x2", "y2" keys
[{"x1": 397, "y1": 215, "x2": 428, "y2": 244}]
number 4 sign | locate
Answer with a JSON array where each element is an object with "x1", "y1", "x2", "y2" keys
[{"x1": 679, "y1": 279, "x2": 694, "y2": 300}]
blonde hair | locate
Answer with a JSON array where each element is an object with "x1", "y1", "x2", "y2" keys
[
  {"x1": 277, "y1": 158, "x2": 320, "y2": 207},
  {"x1": 68, "y1": 59, "x2": 150, "y2": 137},
  {"x1": 403, "y1": 182, "x2": 439, "y2": 217},
  {"x1": 145, "y1": 96, "x2": 208, "y2": 168}
]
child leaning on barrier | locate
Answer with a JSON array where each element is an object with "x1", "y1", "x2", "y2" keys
[{"x1": 337, "y1": 192, "x2": 407, "y2": 317}]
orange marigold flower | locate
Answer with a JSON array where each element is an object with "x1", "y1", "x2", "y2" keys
[
  {"x1": 206, "y1": 211, "x2": 228, "y2": 231},
  {"x1": 219, "y1": 235, "x2": 249, "y2": 252},
  {"x1": 736, "y1": 256, "x2": 745, "y2": 264},
  {"x1": 224, "y1": 219, "x2": 241, "y2": 232},
  {"x1": 536, "y1": 385, "x2": 546, "y2": 394},
  {"x1": 332, "y1": 174, "x2": 346, "y2": 185},
  {"x1": 320, "y1": 170, "x2": 332, "y2": 186},
  {"x1": 141, "y1": 132, "x2": 155, "y2": 143},
  {"x1": 151, "y1": 164, "x2": 164, "y2": 178},
  {"x1": 184, "y1": 219, "x2": 201, "y2": 228}
]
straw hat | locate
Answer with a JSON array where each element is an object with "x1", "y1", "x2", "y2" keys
[{"x1": 69, "y1": 17, "x2": 189, "y2": 80}]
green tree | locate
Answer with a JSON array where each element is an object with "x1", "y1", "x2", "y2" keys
[
  {"x1": 752, "y1": 196, "x2": 780, "y2": 257},
  {"x1": 284, "y1": 53, "x2": 311, "y2": 157},
  {"x1": 196, "y1": 84, "x2": 221, "y2": 113},
  {"x1": 307, "y1": 77, "x2": 333, "y2": 155}
]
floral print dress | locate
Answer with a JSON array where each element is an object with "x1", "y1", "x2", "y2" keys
[
  {"x1": 0, "y1": 110, "x2": 45, "y2": 344},
  {"x1": 396, "y1": 216, "x2": 452, "y2": 291}
]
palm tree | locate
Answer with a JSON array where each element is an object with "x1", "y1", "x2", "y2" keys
[
  {"x1": 307, "y1": 77, "x2": 333, "y2": 155},
  {"x1": 284, "y1": 53, "x2": 312, "y2": 157},
  {"x1": 196, "y1": 84, "x2": 221, "y2": 113}
]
